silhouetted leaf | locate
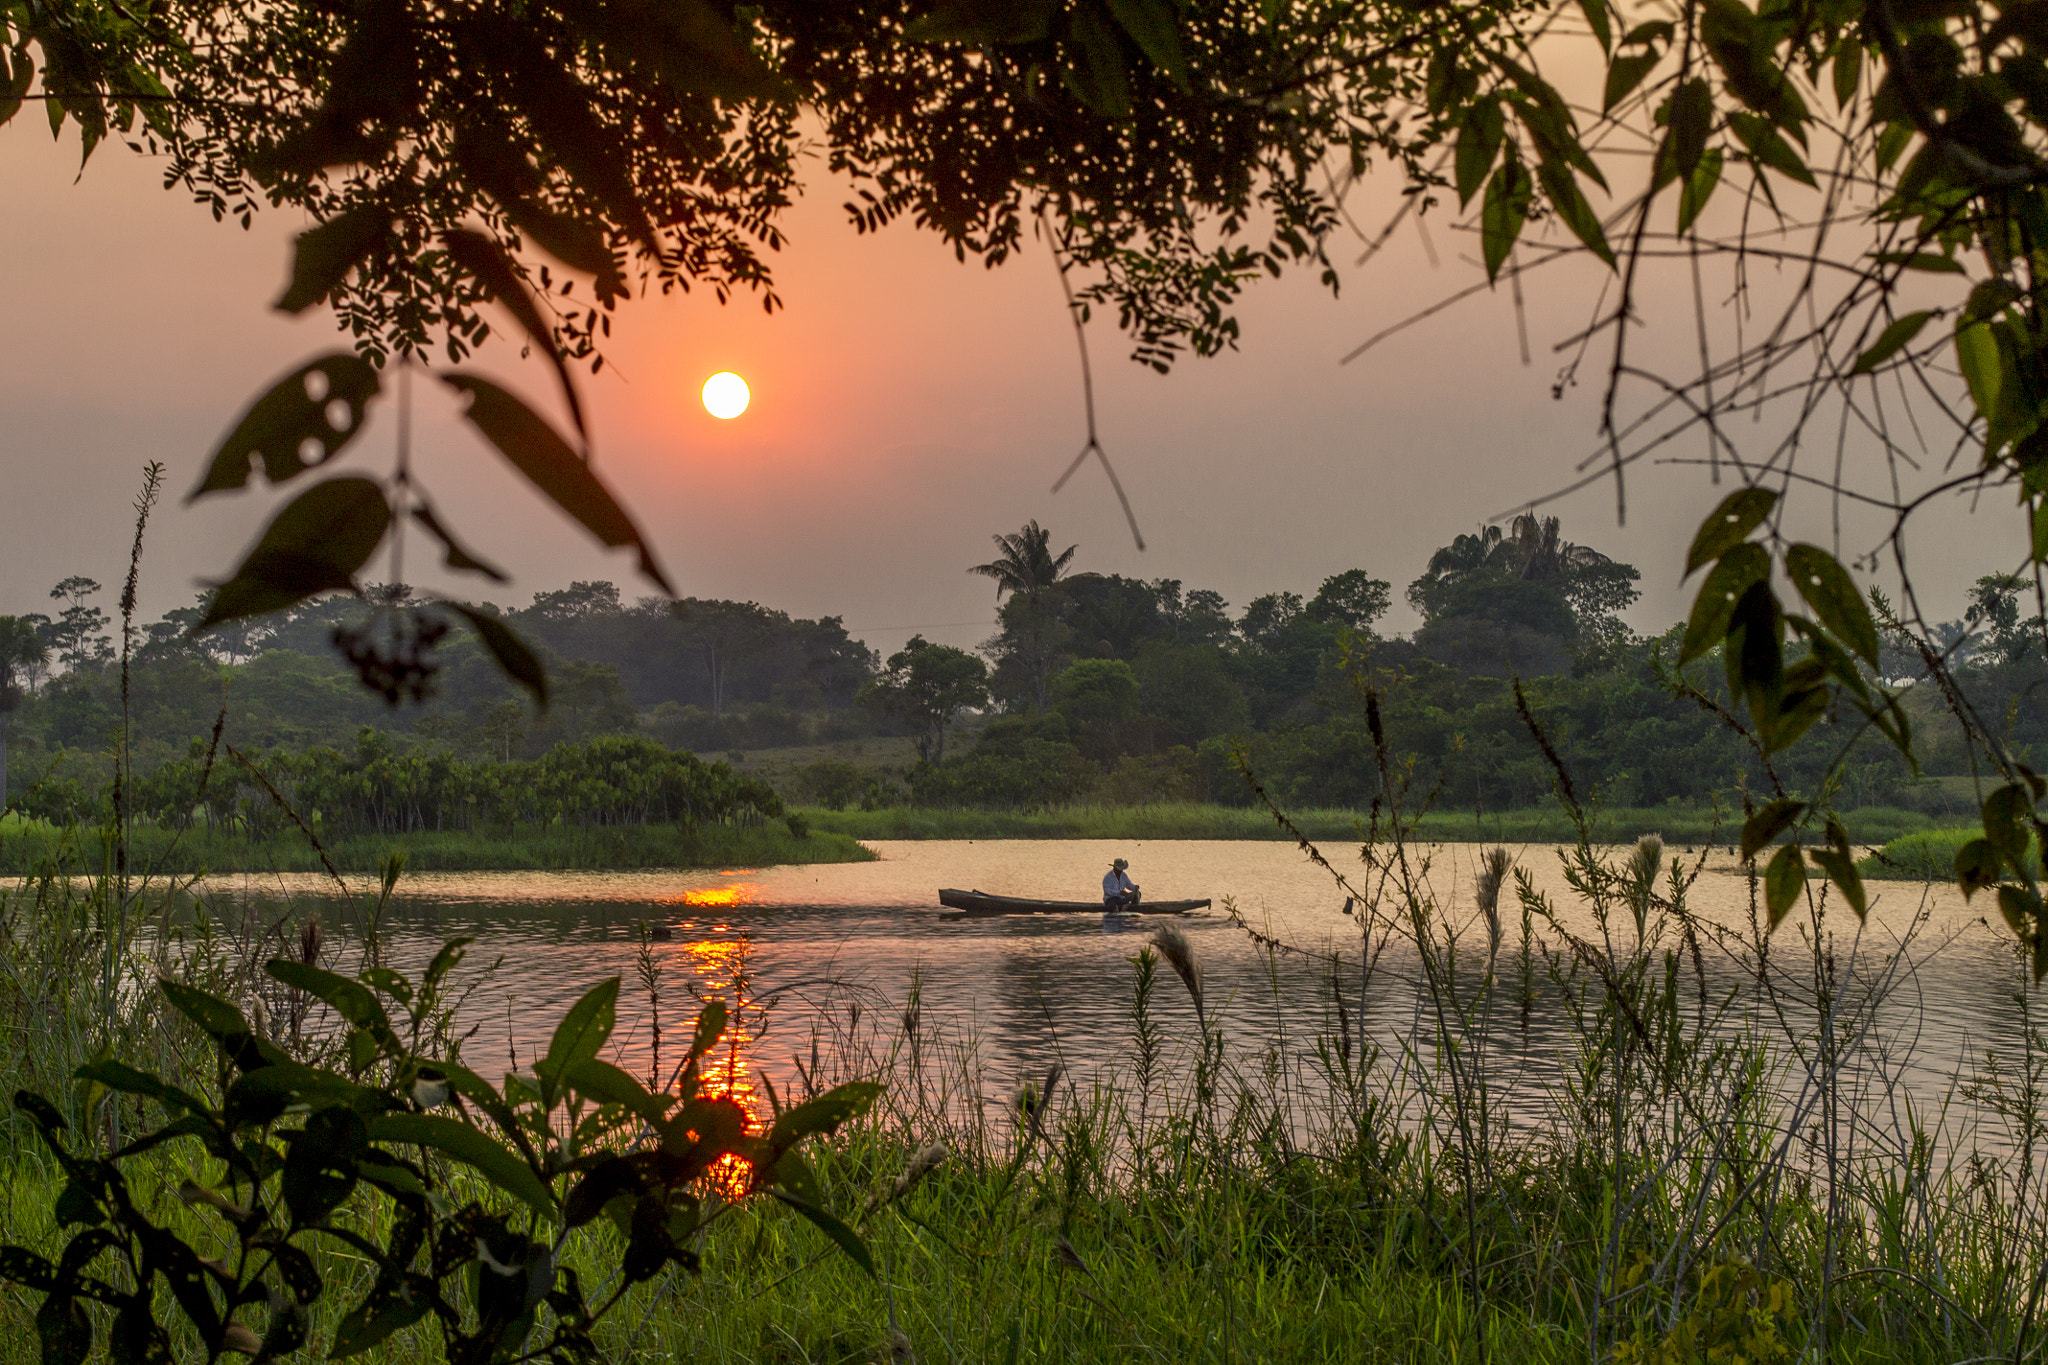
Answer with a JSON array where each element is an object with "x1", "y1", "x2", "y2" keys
[
  {"x1": 540, "y1": 979, "x2": 619, "y2": 1093},
  {"x1": 2000, "y1": 884, "x2": 2042, "y2": 938},
  {"x1": 562, "y1": 1156, "x2": 642, "y2": 1230},
  {"x1": 567, "y1": 0, "x2": 790, "y2": 101},
  {"x1": 906, "y1": 0, "x2": 1060, "y2": 42},
  {"x1": 330, "y1": 1281, "x2": 431, "y2": 1360},
  {"x1": 1578, "y1": 0, "x2": 1612, "y2": 51},
  {"x1": 1984, "y1": 783, "x2": 2036, "y2": 862},
  {"x1": 1680, "y1": 541, "x2": 1769, "y2": 663},
  {"x1": 1852, "y1": 310, "x2": 1935, "y2": 375},
  {"x1": 1957, "y1": 322, "x2": 2008, "y2": 434},
  {"x1": 1740, "y1": 798, "x2": 1806, "y2": 860},
  {"x1": 1809, "y1": 842, "x2": 1867, "y2": 919},
  {"x1": 1603, "y1": 51, "x2": 1659, "y2": 113},
  {"x1": 1764, "y1": 844, "x2": 1806, "y2": 928},
  {"x1": 1677, "y1": 146, "x2": 1723, "y2": 233},
  {"x1": 443, "y1": 605, "x2": 548, "y2": 708},
  {"x1": 441, "y1": 374, "x2": 674, "y2": 594},
  {"x1": 265, "y1": 960, "x2": 397, "y2": 1042},
  {"x1": 159, "y1": 980, "x2": 252, "y2": 1043},
  {"x1": 1872, "y1": 251, "x2": 1964, "y2": 274},
  {"x1": 411, "y1": 502, "x2": 508, "y2": 583},
  {"x1": 0, "y1": 48, "x2": 34, "y2": 128},
  {"x1": 1729, "y1": 112, "x2": 1817, "y2": 187},
  {"x1": 73, "y1": 1060, "x2": 206, "y2": 1115},
  {"x1": 443, "y1": 228, "x2": 586, "y2": 440},
  {"x1": 1481, "y1": 157, "x2": 1531, "y2": 283},
  {"x1": 1956, "y1": 837, "x2": 2002, "y2": 899},
  {"x1": 769, "y1": 1081, "x2": 883, "y2": 1145},
  {"x1": 275, "y1": 208, "x2": 390, "y2": 314},
  {"x1": 1784, "y1": 544, "x2": 1879, "y2": 665},
  {"x1": 189, "y1": 354, "x2": 380, "y2": 498},
  {"x1": 367, "y1": 1113, "x2": 553, "y2": 1216},
  {"x1": 1065, "y1": 2, "x2": 1131, "y2": 116},
  {"x1": 196, "y1": 478, "x2": 390, "y2": 630},
  {"x1": 1536, "y1": 160, "x2": 1614, "y2": 267},
  {"x1": 1106, "y1": 0, "x2": 1188, "y2": 85},
  {"x1": 1455, "y1": 100, "x2": 1504, "y2": 206},
  {"x1": 1666, "y1": 76, "x2": 1713, "y2": 186},
  {"x1": 563, "y1": 1059, "x2": 670, "y2": 1123}
]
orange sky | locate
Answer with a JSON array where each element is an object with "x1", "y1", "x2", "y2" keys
[{"x1": 0, "y1": 118, "x2": 2021, "y2": 658}]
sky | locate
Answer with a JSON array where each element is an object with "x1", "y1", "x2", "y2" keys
[{"x1": 0, "y1": 116, "x2": 2022, "y2": 662}]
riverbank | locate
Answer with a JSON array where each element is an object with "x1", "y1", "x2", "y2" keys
[
  {"x1": 0, "y1": 821, "x2": 876, "y2": 874},
  {"x1": 803, "y1": 801, "x2": 1963, "y2": 846}
]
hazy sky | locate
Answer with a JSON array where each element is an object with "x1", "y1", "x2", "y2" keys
[{"x1": 0, "y1": 120, "x2": 2020, "y2": 661}]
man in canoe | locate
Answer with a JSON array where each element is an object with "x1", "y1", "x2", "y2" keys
[{"x1": 1103, "y1": 858, "x2": 1141, "y2": 911}]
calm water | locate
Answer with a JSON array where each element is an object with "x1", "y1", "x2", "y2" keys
[{"x1": 200, "y1": 840, "x2": 2036, "y2": 1148}]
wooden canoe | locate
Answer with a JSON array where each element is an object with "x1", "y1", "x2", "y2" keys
[{"x1": 937, "y1": 888, "x2": 1209, "y2": 918}]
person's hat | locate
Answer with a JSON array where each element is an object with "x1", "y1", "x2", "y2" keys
[{"x1": 1112, "y1": 858, "x2": 1128, "y2": 870}]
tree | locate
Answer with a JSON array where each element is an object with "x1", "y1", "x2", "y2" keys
[
  {"x1": 861, "y1": 636, "x2": 988, "y2": 766},
  {"x1": 672, "y1": 599, "x2": 781, "y2": 718},
  {"x1": 45, "y1": 577, "x2": 110, "y2": 672},
  {"x1": 969, "y1": 521, "x2": 1078, "y2": 601},
  {"x1": 1307, "y1": 570, "x2": 1392, "y2": 633},
  {"x1": 973, "y1": 521, "x2": 1080, "y2": 710},
  {"x1": 0, "y1": 617, "x2": 47, "y2": 805}
]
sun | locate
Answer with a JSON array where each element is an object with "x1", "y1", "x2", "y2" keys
[{"x1": 701, "y1": 371, "x2": 751, "y2": 420}]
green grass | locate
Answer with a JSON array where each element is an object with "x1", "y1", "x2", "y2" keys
[
  {"x1": 1861, "y1": 824, "x2": 2041, "y2": 880},
  {"x1": 805, "y1": 800, "x2": 1963, "y2": 846},
  {"x1": 0, "y1": 821, "x2": 876, "y2": 874}
]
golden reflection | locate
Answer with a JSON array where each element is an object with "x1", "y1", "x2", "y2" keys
[
  {"x1": 679, "y1": 884, "x2": 758, "y2": 908},
  {"x1": 673, "y1": 932, "x2": 763, "y2": 1197}
]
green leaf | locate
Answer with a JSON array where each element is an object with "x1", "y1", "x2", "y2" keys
[
  {"x1": 0, "y1": 49, "x2": 36, "y2": 128},
  {"x1": 188, "y1": 354, "x2": 381, "y2": 499},
  {"x1": 1957, "y1": 322, "x2": 2008, "y2": 435},
  {"x1": 265, "y1": 960, "x2": 397, "y2": 1041},
  {"x1": 274, "y1": 207, "x2": 389, "y2": 315},
  {"x1": 1578, "y1": 0, "x2": 1612, "y2": 52},
  {"x1": 330, "y1": 1283, "x2": 431, "y2": 1360},
  {"x1": 1783, "y1": 544, "x2": 1880, "y2": 665},
  {"x1": 73, "y1": 1060, "x2": 207, "y2": 1115},
  {"x1": 769, "y1": 1081, "x2": 883, "y2": 1146},
  {"x1": 1740, "y1": 798, "x2": 1806, "y2": 860},
  {"x1": 1480, "y1": 157, "x2": 1532, "y2": 283},
  {"x1": 1105, "y1": 0, "x2": 1187, "y2": 86},
  {"x1": 1685, "y1": 488, "x2": 1777, "y2": 577},
  {"x1": 541, "y1": 979, "x2": 620, "y2": 1092},
  {"x1": 1808, "y1": 845, "x2": 1867, "y2": 919},
  {"x1": 158, "y1": 979, "x2": 252, "y2": 1042},
  {"x1": 1676, "y1": 146, "x2": 1723, "y2": 234},
  {"x1": 441, "y1": 374, "x2": 675, "y2": 595},
  {"x1": 196, "y1": 477, "x2": 391, "y2": 630},
  {"x1": 1983, "y1": 783, "x2": 2036, "y2": 863},
  {"x1": 771, "y1": 1189, "x2": 876, "y2": 1277},
  {"x1": 689, "y1": 998, "x2": 728, "y2": 1062},
  {"x1": 1956, "y1": 837, "x2": 2002, "y2": 899},
  {"x1": 410, "y1": 501, "x2": 509, "y2": 584},
  {"x1": 1999, "y1": 884, "x2": 2042, "y2": 938},
  {"x1": 1832, "y1": 40, "x2": 1861, "y2": 109},
  {"x1": 447, "y1": 605, "x2": 549, "y2": 707},
  {"x1": 1764, "y1": 844, "x2": 1806, "y2": 928},
  {"x1": 442, "y1": 228, "x2": 586, "y2": 440},
  {"x1": 1455, "y1": 100, "x2": 1504, "y2": 207},
  {"x1": 1603, "y1": 51, "x2": 1659, "y2": 112},
  {"x1": 1728, "y1": 112, "x2": 1818, "y2": 187},
  {"x1": 367, "y1": 1113, "x2": 554, "y2": 1217},
  {"x1": 1065, "y1": 1, "x2": 1131, "y2": 116},
  {"x1": 563, "y1": 1059, "x2": 671, "y2": 1123},
  {"x1": 1680, "y1": 541, "x2": 1769, "y2": 663},
  {"x1": 1665, "y1": 77, "x2": 1713, "y2": 187},
  {"x1": 1851, "y1": 310, "x2": 1935, "y2": 375},
  {"x1": 1871, "y1": 251, "x2": 1964, "y2": 274},
  {"x1": 1535, "y1": 160, "x2": 1615, "y2": 267},
  {"x1": 1725, "y1": 581, "x2": 1784, "y2": 714}
]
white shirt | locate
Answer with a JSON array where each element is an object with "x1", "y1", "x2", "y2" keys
[{"x1": 1103, "y1": 868, "x2": 1137, "y2": 897}]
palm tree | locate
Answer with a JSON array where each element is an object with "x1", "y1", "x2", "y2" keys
[
  {"x1": 0, "y1": 617, "x2": 48, "y2": 810},
  {"x1": 969, "y1": 521, "x2": 1077, "y2": 601}
]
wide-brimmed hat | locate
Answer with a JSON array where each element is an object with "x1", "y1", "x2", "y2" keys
[{"x1": 1111, "y1": 858, "x2": 1128, "y2": 870}]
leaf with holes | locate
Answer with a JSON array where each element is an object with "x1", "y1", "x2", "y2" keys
[
  {"x1": 1784, "y1": 544, "x2": 1879, "y2": 665},
  {"x1": 1956, "y1": 838, "x2": 2002, "y2": 899},
  {"x1": 190, "y1": 355, "x2": 380, "y2": 498},
  {"x1": 1680, "y1": 542, "x2": 1769, "y2": 663},
  {"x1": 1685, "y1": 487, "x2": 1777, "y2": 576},
  {"x1": 275, "y1": 207, "x2": 390, "y2": 314},
  {"x1": 1764, "y1": 844, "x2": 1806, "y2": 928},
  {"x1": 197, "y1": 478, "x2": 390, "y2": 630},
  {"x1": 442, "y1": 374, "x2": 673, "y2": 594},
  {"x1": 446, "y1": 605, "x2": 548, "y2": 707}
]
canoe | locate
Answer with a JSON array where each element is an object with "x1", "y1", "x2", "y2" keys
[{"x1": 937, "y1": 888, "x2": 1210, "y2": 918}]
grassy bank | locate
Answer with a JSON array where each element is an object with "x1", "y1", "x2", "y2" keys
[
  {"x1": 0, "y1": 820, "x2": 876, "y2": 874},
  {"x1": 807, "y1": 800, "x2": 1964, "y2": 846},
  {"x1": 0, "y1": 832, "x2": 2034, "y2": 1363},
  {"x1": 1862, "y1": 824, "x2": 2040, "y2": 880}
]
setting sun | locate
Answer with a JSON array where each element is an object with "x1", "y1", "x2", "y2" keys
[{"x1": 701, "y1": 371, "x2": 751, "y2": 419}]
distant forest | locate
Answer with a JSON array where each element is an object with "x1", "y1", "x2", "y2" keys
[{"x1": 0, "y1": 515, "x2": 2035, "y2": 822}]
